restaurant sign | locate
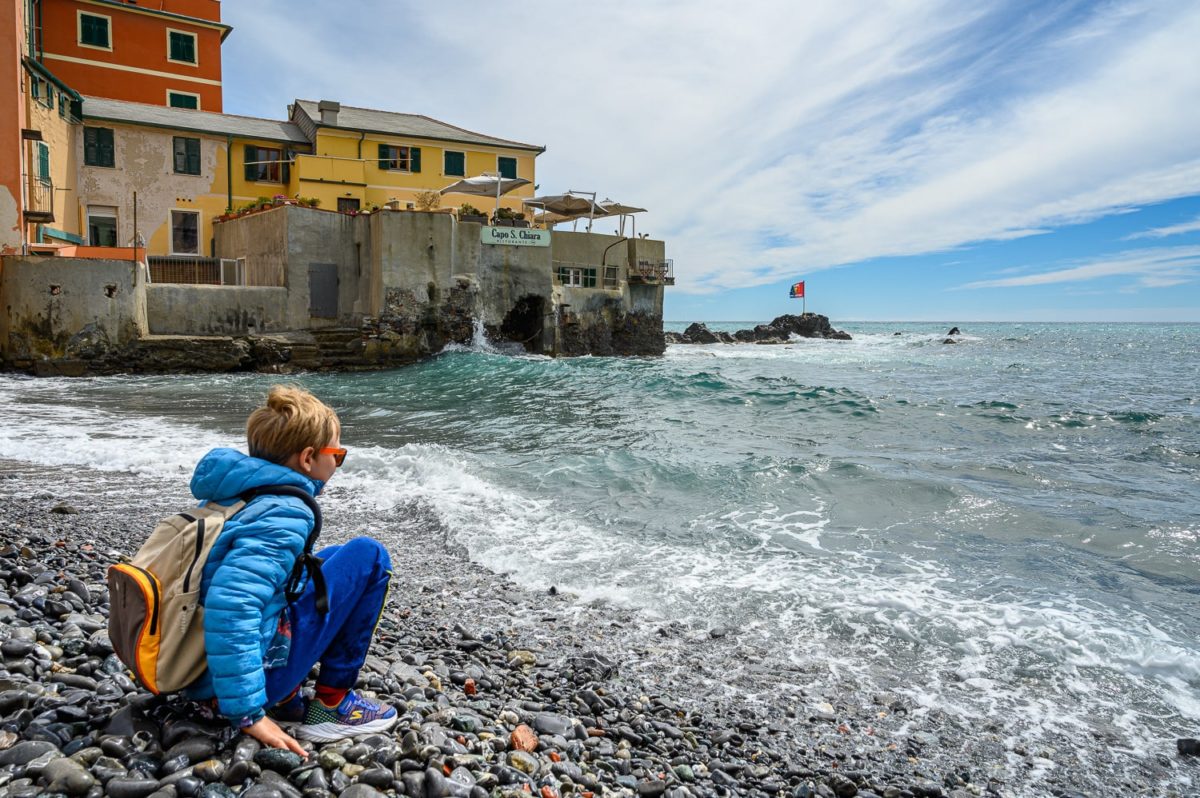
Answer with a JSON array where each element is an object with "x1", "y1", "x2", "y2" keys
[{"x1": 481, "y1": 227, "x2": 550, "y2": 247}]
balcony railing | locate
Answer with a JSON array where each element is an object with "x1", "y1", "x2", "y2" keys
[
  {"x1": 629, "y1": 258, "x2": 674, "y2": 285},
  {"x1": 24, "y1": 176, "x2": 54, "y2": 222},
  {"x1": 148, "y1": 256, "x2": 224, "y2": 285}
]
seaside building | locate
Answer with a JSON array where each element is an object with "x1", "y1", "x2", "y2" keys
[
  {"x1": 1, "y1": 0, "x2": 673, "y2": 369},
  {"x1": 34, "y1": 0, "x2": 228, "y2": 111}
]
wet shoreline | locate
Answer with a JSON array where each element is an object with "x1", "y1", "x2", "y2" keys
[{"x1": 0, "y1": 461, "x2": 1196, "y2": 797}]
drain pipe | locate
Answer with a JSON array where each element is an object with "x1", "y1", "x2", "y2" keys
[
  {"x1": 602, "y1": 237, "x2": 629, "y2": 287},
  {"x1": 225, "y1": 134, "x2": 233, "y2": 212}
]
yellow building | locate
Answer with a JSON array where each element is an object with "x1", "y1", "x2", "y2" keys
[
  {"x1": 287, "y1": 100, "x2": 543, "y2": 215},
  {"x1": 76, "y1": 96, "x2": 311, "y2": 257},
  {"x1": 71, "y1": 96, "x2": 544, "y2": 257},
  {"x1": 20, "y1": 56, "x2": 84, "y2": 247}
]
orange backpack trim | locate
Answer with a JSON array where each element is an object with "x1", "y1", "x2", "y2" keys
[{"x1": 109, "y1": 563, "x2": 162, "y2": 694}]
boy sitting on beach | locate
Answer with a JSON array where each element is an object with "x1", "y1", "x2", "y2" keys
[{"x1": 183, "y1": 385, "x2": 397, "y2": 752}]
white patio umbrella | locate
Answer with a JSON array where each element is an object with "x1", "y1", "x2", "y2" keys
[
  {"x1": 440, "y1": 173, "x2": 532, "y2": 216},
  {"x1": 598, "y1": 199, "x2": 647, "y2": 237}
]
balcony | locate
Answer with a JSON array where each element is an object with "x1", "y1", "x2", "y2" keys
[
  {"x1": 628, "y1": 258, "x2": 674, "y2": 285},
  {"x1": 24, "y1": 176, "x2": 54, "y2": 223}
]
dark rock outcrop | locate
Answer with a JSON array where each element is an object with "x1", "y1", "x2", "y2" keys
[{"x1": 670, "y1": 314, "x2": 850, "y2": 345}]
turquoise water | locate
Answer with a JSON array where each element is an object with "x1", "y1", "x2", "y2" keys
[{"x1": 1, "y1": 321, "x2": 1197, "y2": 776}]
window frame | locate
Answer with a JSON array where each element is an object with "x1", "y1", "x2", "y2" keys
[
  {"x1": 83, "y1": 127, "x2": 116, "y2": 168},
  {"x1": 244, "y1": 145, "x2": 284, "y2": 183},
  {"x1": 166, "y1": 90, "x2": 200, "y2": 110},
  {"x1": 169, "y1": 209, "x2": 201, "y2": 256},
  {"x1": 166, "y1": 28, "x2": 198, "y2": 65},
  {"x1": 379, "y1": 144, "x2": 412, "y2": 172},
  {"x1": 443, "y1": 150, "x2": 466, "y2": 177},
  {"x1": 497, "y1": 156, "x2": 517, "y2": 180},
  {"x1": 87, "y1": 206, "x2": 118, "y2": 247},
  {"x1": 173, "y1": 136, "x2": 201, "y2": 175},
  {"x1": 77, "y1": 10, "x2": 112, "y2": 52}
]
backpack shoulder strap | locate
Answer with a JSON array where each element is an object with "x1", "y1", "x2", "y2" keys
[{"x1": 239, "y1": 484, "x2": 328, "y2": 615}]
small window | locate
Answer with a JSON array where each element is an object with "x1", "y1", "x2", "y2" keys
[
  {"x1": 444, "y1": 150, "x2": 465, "y2": 177},
  {"x1": 170, "y1": 210, "x2": 200, "y2": 255},
  {"x1": 84, "y1": 127, "x2": 115, "y2": 168},
  {"x1": 87, "y1": 207, "x2": 118, "y2": 247},
  {"x1": 173, "y1": 137, "x2": 201, "y2": 175},
  {"x1": 30, "y1": 76, "x2": 40, "y2": 100},
  {"x1": 378, "y1": 144, "x2": 421, "y2": 172},
  {"x1": 168, "y1": 91, "x2": 199, "y2": 110},
  {"x1": 58, "y1": 94, "x2": 66, "y2": 117},
  {"x1": 498, "y1": 156, "x2": 517, "y2": 180},
  {"x1": 168, "y1": 30, "x2": 197, "y2": 64},
  {"x1": 337, "y1": 197, "x2": 360, "y2": 213},
  {"x1": 244, "y1": 145, "x2": 283, "y2": 182},
  {"x1": 79, "y1": 13, "x2": 110, "y2": 48}
]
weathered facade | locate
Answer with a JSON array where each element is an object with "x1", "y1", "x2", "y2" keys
[{"x1": 0, "y1": 205, "x2": 673, "y2": 374}]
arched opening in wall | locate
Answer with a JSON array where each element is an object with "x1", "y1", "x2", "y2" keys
[{"x1": 499, "y1": 295, "x2": 545, "y2": 353}]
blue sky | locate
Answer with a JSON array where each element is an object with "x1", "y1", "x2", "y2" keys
[{"x1": 220, "y1": 1, "x2": 1200, "y2": 322}]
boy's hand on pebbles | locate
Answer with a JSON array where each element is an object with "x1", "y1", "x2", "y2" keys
[{"x1": 243, "y1": 716, "x2": 306, "y2": 755}]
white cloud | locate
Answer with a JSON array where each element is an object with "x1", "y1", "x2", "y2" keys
[
  {"x1": 957, "y1": 246, "x2": 1200, "y2": 289},
  {"x1": 221, "y1": 1, "x2": 1200, "y2": 294},
  {"x1": 1125, "y1": 214, "x2": 1200, "y2": 240}
]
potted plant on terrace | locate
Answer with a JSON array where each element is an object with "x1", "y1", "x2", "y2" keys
[
  {"x1": 493, "y1": 206, "x2": 528, "y2": 227},
  {"x1": 458, "y1": 203, "x2": 488, "y2": 225}
]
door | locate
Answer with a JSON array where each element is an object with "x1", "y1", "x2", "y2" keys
[{"x1": 308, "y1": 262, "x2": 339, "y2": 318}]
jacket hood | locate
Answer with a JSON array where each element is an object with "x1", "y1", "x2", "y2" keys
[{"x1": 191, "y1": 448, "x2": 321, "y2": 502}]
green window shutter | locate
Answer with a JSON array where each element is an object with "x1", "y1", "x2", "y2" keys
[
  {"x1": 169, "y1": 92, "x2": 198, "y2": 109},
  {"x1": 37, "y1": 142, "x2": 50, "y2": 181},
  {"x1": 31, "y1": 77, "x2": 39, "y2": 100},
  {"x1": 410, "y1": 147, "x2": 421, "y2": 173},
  {"x1": 98, "y1": 128, "x2": 114, "y2": 167},
  {"x1": 84, "y1": 128, "x2": 99, "y2": 166},
  {"x1": 378, "y1": 143, "x2": 390, "y2": 169},
  {"x1": 244, "y1": 145, "x2": 257, "y2": 181},
  {"x1": 498, "y1": 156, "x2": 517, "y2": 180},
  {"x1": 444, "y1": 151, "x2": 465, "y2": 176},
  {"x1": 169, "y1": 32, "x2": 195, "y2": 63},
  {"x1": 81, "y1": 14, "x2": 108, "y2": 47},
  {"x1": 187, "y1": 139, "x2": 201, "y2": 174}
]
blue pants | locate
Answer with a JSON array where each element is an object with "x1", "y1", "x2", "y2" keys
[{"x1": 264, "y1": 537, "x2": 392, "y2": 704}]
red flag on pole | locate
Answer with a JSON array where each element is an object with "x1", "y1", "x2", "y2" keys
[{"x1": 789, "y1": 281, "x2": 805, "y2": 298}]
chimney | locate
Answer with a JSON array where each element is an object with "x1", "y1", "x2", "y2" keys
[{"x1": 317, "y1": 100, "x2": 340, "y2": 126}]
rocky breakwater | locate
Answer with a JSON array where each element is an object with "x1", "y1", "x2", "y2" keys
[{"x1": 666, "y1": 315, "x2": 851, "y2": 345}]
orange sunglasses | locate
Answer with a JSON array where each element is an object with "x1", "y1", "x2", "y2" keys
[{"x1": 319, "y1": 446, "x2": 347, "y2": 467}]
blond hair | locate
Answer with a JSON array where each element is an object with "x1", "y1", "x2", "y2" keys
[{"x1": 246, "y1": 385, "x2": 340, "y2": 464}]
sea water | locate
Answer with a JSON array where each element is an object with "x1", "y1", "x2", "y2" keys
[{"x1": 1, "y1": 321, "x2": 1197, "y2": 785}]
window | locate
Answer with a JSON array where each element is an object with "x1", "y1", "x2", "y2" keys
[
  {"x1": 30, "y1": 76, "x2": 40, "y2": 101},
  {"x1": 79, "y1": 12, "x2": 110, "y2": 49},
  {"x1": 84, "y1": 127, "x2": 115, "y2": 167},
  {"x1": 58, "y1": 94, "x2": 66, "y2": 117},
  {"x1": 498, "y1": 156, "x2": 517, "y2": 180},
  {"x1": 444, "y1": 150, "x2": 465, "y2": 177},
  {"x1": 170, "y1": 210, "x2": 200, "y2": 255},
  {"x1": 173, "y1": 137, "x2": 201, "y2": 175},
  {"x1": 244, "y1": 145, "x2": 284, "y2": 182},
  {"x1": 167, "y1": 30, "x2": 197, "y2": 64},
  {"x1": 35, "y1": 142, "x2": 50, "y2": 182},
  {"x1": 167, "y1": 91, "x2": 199, "y2": 110},
  {"x1": 377, "y1": 144, "x2": 421, "y2": 172},
  {"x1": 555, "y1": 265, "x2": 597, "y2": 288},
  {"x1": 87, "y1": 207, "x2": 118, "y2": 247},
  {"x1": 337, "y1": 197, "x2": 360, "y2": 213}
]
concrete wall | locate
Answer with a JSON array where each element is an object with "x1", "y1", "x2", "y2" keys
[
  {"x1": 146, "y1": 284, "x2": 288, "y2": 335},
  {"x1": 0, "y1": 255, "x2": 146, "y2": 364}
]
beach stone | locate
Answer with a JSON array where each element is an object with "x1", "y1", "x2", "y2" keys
[
  {"x1": 41, "y1": 755, "x2": 96, "y2": 795},
  {"x1": 199, "y1": 785, "x2": 236, "y2": 798},
  {"x1": 240, "y1": 786, "x2": 284, "y2": 798},
  {"x1": 340, "y1": 785, "x2": 384, "y2": 798},
  {"x1": 637, "y1": 780, "x2": 668, "y2": 798},
  {"x1": 511, "y1": 724, "x2": 538, "y2": 752},
  {"x1": 253, "y1": 748, "x2": 303, "y2": 774},
  {"x1": 507, "y1": 650, "x2": 537, "y2": 668},
  {"x1": 533, "y1": 713, "x2": 572, "y2": 737},
  {"x1": 166, "y1": 738, "x2": 217, "y2": 764},
  {"x1": 424, "y1": 766, "x2": 450, "y2": 797},
  {"x1": 0, "y1": 739, "x2": 59, "y2": 765},
  {"x1": 104, "y1": 777, "x2": 162, "y2": 798},
  {"x1": 1178, "y1": 738, "x2": 1200, "y2": 755},
  {"x1": 193, "y1": 759, "x2": 226, "y2": 782},
  {"x1": 318, "y1": 749, "x2": 346, "y2": 770},
  {"x1": 508, "y1": 750, "x2": 539, "y2": 775},
  {"x1": 222, "y1": 759, "x2": 259, "y2": 786},
  {"x1": 358, "y1": 767, "x2": 393, "y2": 788}
]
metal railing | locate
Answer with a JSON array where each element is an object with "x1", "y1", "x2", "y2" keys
[
  {"x1": 148, "y1": 256, "x2": 223, "y2": 285},
  {"x1": 630, "y1": 258, "x2": 674, "y2": 284},
  {"x1": 25, "y1": 176, "x2": 54, "y2": 220}
]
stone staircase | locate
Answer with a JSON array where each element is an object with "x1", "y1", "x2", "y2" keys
[{"x1": 311, "y1": 327, "x2": 367, "y2": 368}]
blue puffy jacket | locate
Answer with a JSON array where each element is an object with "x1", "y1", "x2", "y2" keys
[{"x1": 182, "y1": 448, "x2": 323, "y2": 721}]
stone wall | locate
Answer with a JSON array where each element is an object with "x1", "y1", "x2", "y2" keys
[
  {"x1": 0, "y1": 255, "x2": 147, "y2": 372},
  {"x1": 146, "y1": 284, "x2": 289, "y2": 335}
]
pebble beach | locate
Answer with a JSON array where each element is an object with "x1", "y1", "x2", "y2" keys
[{"x1": 1, "y1": 457, "x2": 1196, "y2": 798}]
